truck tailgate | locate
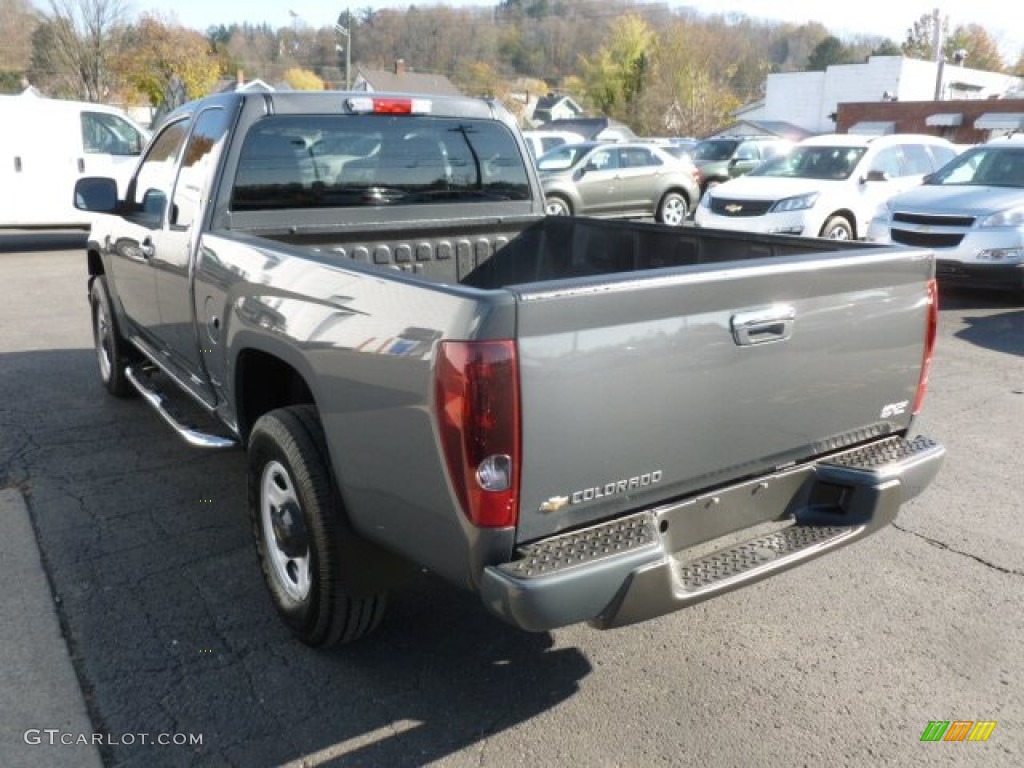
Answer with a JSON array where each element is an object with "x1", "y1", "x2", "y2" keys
[{"x1": 512, "y1": 247, "x2": 933, "y2": 543}]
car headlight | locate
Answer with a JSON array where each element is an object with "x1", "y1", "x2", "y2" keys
[
  {"x1": 980, "y1": 206, "x2": 1024, "y2": 228},
  {"x1": 770, "y1": 192, "x2": 818, "y2": 213}
]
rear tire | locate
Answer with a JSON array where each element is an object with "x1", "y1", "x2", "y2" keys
[
  {"x1": 248, "y1": 405, "x2": 386, "y2": 647},
  {"x1": 545, "y1": 195, "x2": 572, "y2": 216},
  {"x1": 89, "y1": 275, "x2": 136, "y2": 398},
  {"x1": 820, "y1": 215, "x2": 854, "y2": 240},
  {"x1": 657, "y1": 191, "x2": 689, "y2": 226}
]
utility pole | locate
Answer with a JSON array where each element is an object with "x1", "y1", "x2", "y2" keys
[
  {"x1": 335, "y1": 10, "x2": 351, "y2": 90},
  {"x1": 932, "y1": 7, "x2": 945, "y2": 101}
]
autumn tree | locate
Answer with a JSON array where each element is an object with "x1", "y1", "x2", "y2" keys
[
  {"x1": 579, "y1": 14, "x2": 656, "y2": 122},
  {"x1": 117, "y1": 14, "x2": 222, "y2": 105},
  {"x1": 945, "y1": 24, "x2": 1005, "y2": 72},
  {"x1": 30, "y1": 0, "x2": 129, "y2": 100},
  {"x1": 635, "y1": 20, "x2": 741, "y2": 137},
  {"x1": 0, "y1": 0, "x2": 39, "y2": 86},
  {"x1": 283, "y1": 67, "x2": 324, "y2": 91}
]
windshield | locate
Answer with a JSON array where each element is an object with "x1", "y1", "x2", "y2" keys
[
  {"x1": 928, "y1": 145, "x2": 1024, "y2": 188},
  {"x1": 231, "y1": 114, "x2": 531, "y2": 211},
  {"x1": 750, "y1": 146, "x2": 867, "y2": 180},
  {"x1": 693, "y1": 140, "x2": 738, "y2": 162},
  {"x1": 536, "y1": 144, "x2": 594, "y2": 172}
]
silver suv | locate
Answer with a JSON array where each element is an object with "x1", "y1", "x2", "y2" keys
[
  {"x1": 537, "y1": 141, "x2": 701, "y2": 226},
  {"x1": 867, "y1": 135, "x2": 1024, "y2": 292}
]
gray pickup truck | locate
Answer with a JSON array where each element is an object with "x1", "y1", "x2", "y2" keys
[{"x1": 75, "y1": 91, "x2": 944, "y2": 648}]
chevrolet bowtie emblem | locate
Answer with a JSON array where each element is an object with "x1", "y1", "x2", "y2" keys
[
  {"x1": 724, "y1": 204, "x2": 743, "y2": 213},
  {"x1": 539, "y1": 496, "x2": 569, "y2": 513}
]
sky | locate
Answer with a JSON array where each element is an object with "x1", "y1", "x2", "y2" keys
[{"x1": 62, "y1": 1, "x2": 1024, "y2": 63}]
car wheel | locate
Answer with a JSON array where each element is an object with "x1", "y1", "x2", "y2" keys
[
  {"x1": 657, "y1": 191, "x2": 689, "y2": 226},
  {"x1": 545, "y1": 196, "x2": 572, "y2": 216},
  {"x1": 248, "y1": 405, "x2": 387, "y2": 647},
  {"x1": 820, "y1": 216, "x2": 854, "y2": 240},
  {"x1": 89, "y1": 275, "x2": 137, "y2": 398}
]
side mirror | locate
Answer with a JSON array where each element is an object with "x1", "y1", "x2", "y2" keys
[
  {"x1": 864, "y1": 169, "x2": 890, "y2": 183},
  {"x1": 74, "y1": 177, "x2": 119, "y2": 212}
]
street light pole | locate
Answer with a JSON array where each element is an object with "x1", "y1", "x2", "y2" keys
[{"x1": 335, "y1": 10, "x2": 351, "y2": 90}]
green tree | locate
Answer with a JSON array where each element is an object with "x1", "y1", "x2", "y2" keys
[
  {"x1": 871, "y1": 39, "x2": 903, "y2": 56},
  {"x1": 806, "y1": 35, "x2": 851, "y2": 70},
  {"x1": 579, "y1": 14, "x2": 655, "y2": 121}
]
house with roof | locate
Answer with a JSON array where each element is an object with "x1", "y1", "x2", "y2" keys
[
  {"x1": 530, "y1": 93, "x2": 585, "y2": 125},
  {"x1": 352, "y1": 60, "x2": 461, "y2": 96}
]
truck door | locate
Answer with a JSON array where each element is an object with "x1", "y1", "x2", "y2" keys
[
  {"x1": 107, "y1": 120, "x2": 190, "y2": 348},
  {"x1": 153, "y1": 106, "x2": 232, "y2": 401}
]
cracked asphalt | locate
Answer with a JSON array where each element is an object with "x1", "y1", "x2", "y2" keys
[{"x1": 1, "y1": 238, "x2": 1021, "y2": 767}]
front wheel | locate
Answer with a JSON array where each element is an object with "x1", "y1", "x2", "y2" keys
[
  {"x1": 248, "y1": 405, "x2": 387, "y2": 647},
  {"x1": 89, "y1": 275, "x2": 136, "y2": 398},
  {"x1": 545, "y1": 196, "x2": 572, "y2": 216},
  {"x1": 820, "y1": 215, "x2": 854, "y2": 240},
  {"x1": 657, "y1": 191, "x2": 689, "y2": 226}
]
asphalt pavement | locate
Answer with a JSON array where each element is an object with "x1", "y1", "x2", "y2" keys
[{"x1": 1, "y1": 235, "x2": 1021, "y2": 767}]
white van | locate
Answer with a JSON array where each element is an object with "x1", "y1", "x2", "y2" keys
[
  {"x1": 694, "y1": 133, "x2": 958, "y2": 240},
  {"x1": 0, "y1": 94, "x2": 150, "y2": 228}
]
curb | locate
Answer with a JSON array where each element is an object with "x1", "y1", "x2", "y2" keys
[{"x1": 0, "y1": 488, "x2": 104, "y2": 768}]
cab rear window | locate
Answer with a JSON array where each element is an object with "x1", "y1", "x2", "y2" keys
[{"x1": 231, "y1": 115, "x2": 531, "y2": 210}]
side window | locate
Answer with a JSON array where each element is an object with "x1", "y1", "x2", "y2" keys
[
  {"x1": 587, "y1": 148, "x2": 618, "y2": 171},
  {"x1": 901, "y1": 144, "x2": 935, "y2": 176},
  {"x1": 127, "y1": 119, "x2": 190, "y2": 229},
  {"x1": 620, "y1": 147, "x2": 658, "y2": 168},
  {"x1": 171, "y1": 108, "x2": 231, "y2": 230},
  {"x1": 81, "y1": 112, "x2": 145, "y2": 156},
  {"x1": 870, "y1": 147, "x2": 903, "y2": 179},
  {"x1": 735, "y1": 142, "x2": 759, "y2": 161}
]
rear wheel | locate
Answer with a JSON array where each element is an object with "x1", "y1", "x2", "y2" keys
[
  {"x1": 248, "y1": 405, "x2": 386, "y2": 647},
  {"x1": 89, "y1": 275, "x2": 136, "y2": 398},
  {"x1": 657, "y1": 191, "x2": 689, "y2": 226},
  {"x1": 545, "y1": 195, "x2": 572, "y2": 216},
  {"x1": 820, "y1": 215, "x2": 854, "y2": 240}
]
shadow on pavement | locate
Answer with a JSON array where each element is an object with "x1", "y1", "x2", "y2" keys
[{"x1": 1, "y1": 348, "x2": 592, "y2": 768}]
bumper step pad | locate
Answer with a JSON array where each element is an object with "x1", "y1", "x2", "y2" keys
[{"x1": 677, "y1": 524, "x2": 850, "y2": 591}]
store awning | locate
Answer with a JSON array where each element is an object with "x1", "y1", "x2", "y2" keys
[
  {"x1": 848, "y1": 121, "x2": 895, "y2": 136},
  {"x1": 974, "y1": 112, "x2": 1024, "y2": 130},
  {"x1": 925, "y1": 112, "x2": 963, "y2": 127}
]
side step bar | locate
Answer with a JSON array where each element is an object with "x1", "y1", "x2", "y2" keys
[{"x1": 125, "y1": 366, "x2": 237, "y2": 449}]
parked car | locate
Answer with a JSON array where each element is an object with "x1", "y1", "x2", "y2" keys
[
  {"x1": 867, "y1": 134, "x2": 1024, "y2": 291},
  {"x1": 537, "y1": 141, "x2": 701, "y2": 226},
  {"x1": 691, "y1": 135, "x2": 792, "y2": 194},
  {"x1": 0, "y1": 94, "x2": 150, "y2": 228},
  {"x1": 694, "y1": 133, "x2": 959, "y2": 240},
  {"x1": 521, "y1": 129, "x2": 585, "y2": 160}
]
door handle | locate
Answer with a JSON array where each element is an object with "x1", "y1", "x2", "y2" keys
[
  {"x1": 140, "y1": 238, "x2": 155, "y2": 259},
  {"x1": 731, "y1": 305, "x2": 796, "y2": 346}
]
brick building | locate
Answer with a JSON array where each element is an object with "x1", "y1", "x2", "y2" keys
[{"x1": 835, "y1": 99, "x2": 1024, "y2": 143}]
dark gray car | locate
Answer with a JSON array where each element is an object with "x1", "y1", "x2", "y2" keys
[{"x1": 538, "y1": 142, "x2": 701, "y2": 226}]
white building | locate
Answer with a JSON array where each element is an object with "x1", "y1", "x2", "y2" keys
[{"x1": 739, "y1": 56, "x2": 1023, "y2": 135}]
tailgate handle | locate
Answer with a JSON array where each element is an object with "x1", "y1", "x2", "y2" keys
[{"x1": 731, "y1": 305, "x2": 795, "y2": 346}]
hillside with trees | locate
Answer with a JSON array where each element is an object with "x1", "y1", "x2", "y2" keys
[{"x1": 2, "y1": 0, "x2": 1021, "y2": 136}]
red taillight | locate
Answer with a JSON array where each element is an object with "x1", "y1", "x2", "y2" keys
[
  {"x1": 912, "y1": 278, "x2": 939, "y2": 415},
  {"x1": 435, "y1": 340, "x2": 520, "y2": 528}
]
